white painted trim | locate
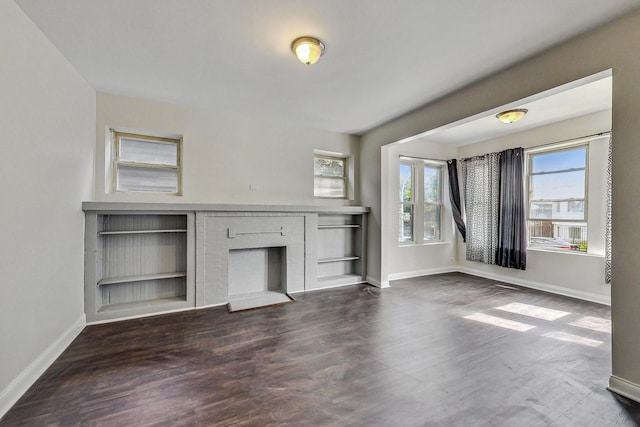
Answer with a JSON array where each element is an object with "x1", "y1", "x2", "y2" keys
[
  {"x1": 457, "y1": 266, "x2": 610, "y2": 306},
  {"x1": 388, "y1": 266, "x2": 458, "y2": 281},
  {"x1": 196, "y1": 302, "x2": 228, "y2": 309},
  {"x1": 366, "y1": 276, "x2": 390, "y2": 288},
  {"x1": 608, "y1": 375, "x2": 640, "y2": 403},
  {"x1": 289, "y1": 281, "x2": 367, "y2": 294},
  {"x1": 87, "y1": 306, "x2": 196, "y2": 325},
  {"x1": 0, "y1": 314, "x2": 86, "y2": 419}
]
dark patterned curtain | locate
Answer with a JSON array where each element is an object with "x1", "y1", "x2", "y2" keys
[
  {"x1": 496, "y1": 148, "x2": 526, "y2": 270},
  {"x1": 605, "y1": 133, "x2": 612, "y2": 284},
  {"x1": 461, "y1": 153, "x2": 500, "y2": 264},
  {"x1": 447, "y1": 159, "x2": 466, "y2": 242}
]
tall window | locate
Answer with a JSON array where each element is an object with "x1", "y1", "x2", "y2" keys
[
  {"x1": 314, "y1": 153, "x2": 347, "y2": 198},
  {"x1": 527, "y1": 145, "x2": 587, "y2": 251},
  {"x1": 112, "y1": 131, "x2": 182, "y2": 194},
  {"x1": 399, "y1": 158, "x2": 443, "y2": 243},
  {"x1": 399, "y1": 162, "x2": 414, "y2": 242},
  {"x1": 424, "y1": 165, "x2": 442, "y2": 241}
]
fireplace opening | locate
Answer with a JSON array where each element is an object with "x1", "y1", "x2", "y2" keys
[{"x1": 227, "y1": 246, "x2": 292, "y2": 311}]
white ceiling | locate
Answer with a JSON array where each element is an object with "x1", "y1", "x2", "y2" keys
[
  {"x1": 422, "y1": 75, "x2": 613, "y2": 146},
  {"x1": 15, "y1": 0, "x2": 640, "y2": 134}
]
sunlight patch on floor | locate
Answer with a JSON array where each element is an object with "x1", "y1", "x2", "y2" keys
[
  {"x1": 494, "y1": 302, "x2": 570, "y2": 321},
  {"x1": 463, "y1": 312, "x2": 535, "y2": 332},
  {"x1": 542, "y1": 331, "x2": 603, "y2": 347},
  {"x1": 569, "y1": 316, "x2": 611, "y2": 333}
]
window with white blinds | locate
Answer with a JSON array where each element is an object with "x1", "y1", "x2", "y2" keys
[{"x1": 112, "y1": 131, "x2": 182, "y2": 194}]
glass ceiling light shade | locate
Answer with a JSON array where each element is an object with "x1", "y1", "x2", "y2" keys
[
  {"x1": 496, "y1": 108, "x2": 528, "y2": 124},
  {"x1": 291, "y1": 36, "x2": 325, "y2": 65}
]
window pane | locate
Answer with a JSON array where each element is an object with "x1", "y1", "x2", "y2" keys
[
  {"x1": 399, "y1": 204, "x2": 414, "y2": 242},
  {"x1": 531, "y1": 170, "x2": 585, "y2": 201},
  {"x1": 424, "y1": 166, "x2": 440, "y2": 203},
  {"x1": 528, "y1": 220, "x2": 587, "y2": 252},
  {"x1": 399, "y1": 163, "x2": 413, "y2": 202},
  {"x1": 424, "y1": 203, "x2": 441, "y2": 241},
  {"x1": 314, "y1": 177, "x2": 345, "y2": 198},
  {"x1": 117, "y1": 165, "x2": 178, "y2": 193},
  {"x1": 120, "y1": 137, "x2": 178, "y2": 166},
  {"x1": 531, "y1": 147, "x2": 586, "y2": 173},
  {"x1": 314, "y1": 157, "x2": 344, "y2": 177},
  {"x1": 530, "y1": 200, "x2": 586, "y2": 221}
]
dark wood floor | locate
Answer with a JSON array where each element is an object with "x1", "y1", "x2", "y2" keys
[{"x1": 3, "y1": 273, "x2": 640, "y2": 426}]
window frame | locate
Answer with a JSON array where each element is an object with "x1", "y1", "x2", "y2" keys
[
  {"x1": 526, "y1": 143, "x2": 589, "y2": 252},
  {"x1": 112, "y1": 130, "x2": 182, "y2": 195},
  {"x1": 399, "y1": 160, "x2": 415, "y2": 243},
  {"x1": 398, "y1": 157, "x2": 444, "y2": 245},
  {"x1": 313, "y1": 152, "x2": 348, "y2": 199},
  {"x1": 423, "y1": 163, "x2": 443, "y2": 242}
]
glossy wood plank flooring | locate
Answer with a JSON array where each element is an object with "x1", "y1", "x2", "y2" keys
[{"x1": 3, "y1": 273, "x2": 640, "y2": 426}]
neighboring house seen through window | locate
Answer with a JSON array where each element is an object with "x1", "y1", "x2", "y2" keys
[{"x1": 527, "y1": 144, "x2": 587, "y2": 251}]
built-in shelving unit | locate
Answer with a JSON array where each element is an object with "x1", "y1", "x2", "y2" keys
[
  {"x1": 316, "y1": 213, "x2": 367, "y2": 287},
  {"x1": 83, "y1": 203, "x2": 368, "y2": 322},
  {"x1": 84, "y1": 212, "x2": 195, "y2": 322}
]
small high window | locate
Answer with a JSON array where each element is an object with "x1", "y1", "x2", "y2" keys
[
  {"x1": 314, "y1": 153, "x2": 347, "y2": 198},
  {"x1": 112, "y1": 131, "x2": 182, "y2": 194}
]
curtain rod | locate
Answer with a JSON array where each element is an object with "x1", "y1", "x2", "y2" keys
[
  {"x1": 398, "y1": 154, "x2": 449, "y2": 163},
  {"x1": 401, "y1": 132, "x2": 611, "y2": 163},
  {"x1": 461, "y1": 131, "x2": 611, "y2": 161},
  {"x1": 524, "y1": 131, "x2": 611, "y2": 152}
]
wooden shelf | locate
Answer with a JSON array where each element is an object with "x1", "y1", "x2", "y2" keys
[
  {"x1": 98, "y1": 272, "x2": 187, "y2": 286},
  {"x1": 317, "y1": 274, "x2": 365, "y2": 286},
  {"x1": 318, "y1": 225, "x2": 360, "y2": 229},
  {"x1": 98, "y1": 229, "x2": 187, "y2": 236},
  {"x1": 98, "y1": 296, "x2": 187, "y2": 314},
  {"x1": 317, "y1": 256, "x2": 360, "y2": 264}
]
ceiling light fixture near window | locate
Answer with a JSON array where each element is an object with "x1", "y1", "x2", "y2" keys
[
  {"x1": 291, "y1": 36, "x2": 325, "y2": 65},
  {"x1": 496, "y1": 108, "x2": 528, "y2": 124}
]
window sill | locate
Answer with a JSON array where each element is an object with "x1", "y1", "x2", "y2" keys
[
  {"x1": 399, "y1": 241, "x2": 450, "y2": 248},
  {"x1": 527, "y1": 247, "x2": 604, "y2": 258}
]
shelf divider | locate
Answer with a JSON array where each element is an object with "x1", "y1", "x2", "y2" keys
[
  {"x1": 98, "y1": 229, "x2": 187, "y2": 236},
  {"x1": 98, "y1": 272, "x2": 187, "y2": 286},
  {"x1": 317, "y1": 256, "x2": 360, "y2": 264}
]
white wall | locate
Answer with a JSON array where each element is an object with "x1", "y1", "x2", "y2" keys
[
  {"x1": 455, "y1": 111, "x2": 611, "y2": 304},
  {"x1": 95, "y1": 92, "x2": 359, "y2": 206},
  {"x1": 381, "y1": 140, "x2": 458, "y2": 284},
  {"x1": 359, "y1": 9, "x2": 640, "y2": 401},
  {"x1": 0, "y1": 0, "x2": 95, "y2": 416}
]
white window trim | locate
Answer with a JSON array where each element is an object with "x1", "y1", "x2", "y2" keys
[
  {"x1": 111, "y1": 129, "x2": 183, "y2": 195},
  {"x1": 525, "y1": 135, "x2": 611, "y2": 255},
  {"x1": 399, "y1": 156, "x2": 445, "y2": 245},
  {"x1": 314, "y1": 150, "x2": 352, "y2": 200},
  {"x1": 527, "y1": 143, "x2": 589, "y2": 224}
]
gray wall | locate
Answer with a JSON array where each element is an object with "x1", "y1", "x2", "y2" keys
[
  {"x1": 360, "y1": 10, "x2": 640, "y2": 390},
  {"x1": 0, "y1": 1, "x2": 95, "y2": 415}
]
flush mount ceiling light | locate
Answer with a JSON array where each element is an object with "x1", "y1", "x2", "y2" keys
[
  {"x1": 496, "y1": 108, "x2": 528, "y2": 124},
  {"x1": 291, "y1": 36, "x2": 325, "y2": 65}
]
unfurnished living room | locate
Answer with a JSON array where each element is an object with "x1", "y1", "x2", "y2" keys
[{"x1": 3, "y1": 1, "x2": 640, "y2": 425}]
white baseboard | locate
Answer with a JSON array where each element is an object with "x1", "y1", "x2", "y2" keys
[
  {"x1": 0, "y1": 314, "x2": 86, "y2": 419},
  {"x1": 608, "y1": 375, "x2": 640, "y2": 403},
  {"x1": 457, "y1": 266, "x2": 610, "y2": 306},
  {"x1": 366, "y1": 276, "x2": 390, "y2": 288},
  {"x1": 87, "y1": 306, "x2": 197, "y2": 325},
  {"x1": 388, "y1": 266, "x2": 458, "y2": 282}
]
